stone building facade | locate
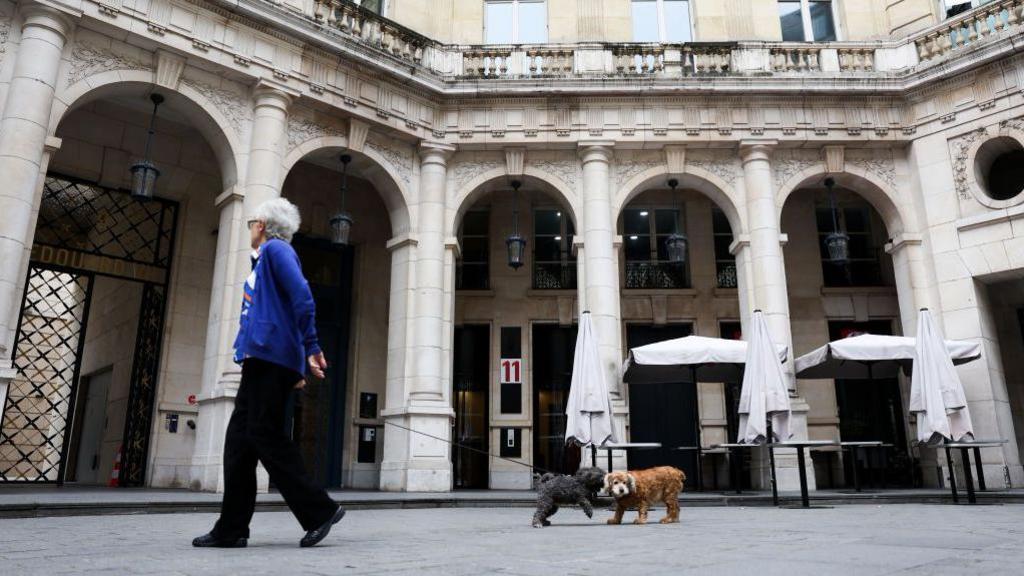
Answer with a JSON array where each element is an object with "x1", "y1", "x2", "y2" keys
[{"x1": 0, "y1": 0, "x2": 1022, "y2": 493}]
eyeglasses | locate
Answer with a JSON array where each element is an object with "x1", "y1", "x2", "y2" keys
[{"x1": 247, "y1": 219, "x2": 261, "y2": 229}]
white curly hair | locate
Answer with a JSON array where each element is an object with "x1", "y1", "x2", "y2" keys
[{"x1": 252, "y1": 198, "x2": 302, "y2": 243}]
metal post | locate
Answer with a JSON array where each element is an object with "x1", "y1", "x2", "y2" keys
[
  {"x1": 944, "y1": 446, "x2": 958, "y2": 504},
  {"x1": 960, "y1": 448, "x2": 976, "y2": 504},
  {"x1": 850, "y1": 445, "x2": 861, "y2": 492},
  {"x1": 591, "y1": 445, "x2": 597, "y2": 468},
  {"x1": 797, "y1": 445, "x2": 809, "y2": 508},
  {"x1": 691, "y1": 365, "x2": 704, "y2": 492},
  {"x1": 767, "y1": 420, "x2": 779, "y2": 506},
  {"x1": 973, "y1": 446, "x2": 985, "y2": 491}
]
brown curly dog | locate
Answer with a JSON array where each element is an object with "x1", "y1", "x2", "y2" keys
[{"x1": 603, "y1": 466, "x2": 685, "y2": 525}]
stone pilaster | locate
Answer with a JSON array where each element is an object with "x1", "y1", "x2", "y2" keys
[
  {"x1": 0, "y1": 4, "x2": 74, "y2": 395},
  {"x1": 379, "y1": 142, "x2": 455, "y2": 492},
  {"x1": 740, "y1": 140, "x2": 814, "y2": 492}
]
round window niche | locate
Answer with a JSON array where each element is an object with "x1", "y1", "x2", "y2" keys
[{"x1": 973, "y1": 136, "x2": 1024, "y2": 201}]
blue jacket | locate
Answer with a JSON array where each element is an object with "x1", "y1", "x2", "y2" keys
[{"x1": 233, "y1": 238, "x2": 321, "y2": 376}]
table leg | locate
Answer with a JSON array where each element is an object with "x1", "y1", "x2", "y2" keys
[
  {"x1": 608, "y1": 449, "x2": 613, "y2": 473},
  {"x1": 961, "y1": 448, "x2": 976, "y2": 505},
  {"x1": 973, "y1": 447, "x2": 986, "y2": 491},
  {"x1": 945, "y1": 446, "x2": 958, "y2": 504},
  {"x1": 696, "y1": 448, "x2": 704, "y2": 492},
  {"x1": 797, "y1": 445, "x2": 809, "y2": 508},
  {"x1": 730, "y1": 448, "x2": 741, "y2": 495},
  {"x1": 850, "y1": 446, "x2": 861, "y2": 492},
  {"x1": 712, "y1": 454, "x2": 720, "y2": 491},
  {"x1": 769, "y1": 444, "x2": 779, "y2": 507},
  {"x1": 591, "y1": 445, "x2": 597, "y2": 468}
]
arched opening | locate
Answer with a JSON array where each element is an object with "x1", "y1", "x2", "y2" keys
[
  {"x1": 781, "y1": 175, "x2": 915, "y2": 490},
  {"x1": 277, "y1": 146, "x2": 407, "y2": 489},
  {"x1": 450, "y1": 174, "x2": 579, "y2": 488},
  {"x1": 615, "y1": 176, "x2": 746, "y2": 491},
  {"x1": 0, "y1": 83, "x2": 235, "y2": 488}
]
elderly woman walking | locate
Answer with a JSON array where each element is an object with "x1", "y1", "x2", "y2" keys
[{"x1": 193, "y1": 198, "x2": 344, "y2": 549}]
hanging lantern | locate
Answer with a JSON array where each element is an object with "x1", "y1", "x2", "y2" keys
[
  {"x1": 506, "y1": 179, "x2": 526, "y2": 270},
  {"x1": 664, "y1": 178, "x2": 688, "y2": 265},
  {"x1": 330, "y1": 153, "x2": 354, "y2": 245},
  {"x1": 824, "y1": 177, "x2": 849, "y2": 265},
  {"x1": 130, "y1": 93, "x2": 164, "y2": 199}
]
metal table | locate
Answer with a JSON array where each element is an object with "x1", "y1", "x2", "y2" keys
[
  {"x1": 939, "y1": 439, "x2": 1007, "y2": 504},
  {"x1": 712, "y1": 442, "x2": 779, "y2": 505},
  {"x1": 772, "y1": 440, "x2": 839, "y2": 508},
  {"x1": 592, "y1": 442, "x2": 662, "y2": 472},
  {"x1": 838, "y1": 441, "x2": 886, "y2": 492}
]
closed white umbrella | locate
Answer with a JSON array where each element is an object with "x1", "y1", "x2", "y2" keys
[
  {"x1": 910, "y1": 309, "x2": 974, "y2": 445},
  {"x1": 737, "y1": 310, "x2": 791, "y2": 444},
  {"x1": 565, "y1": 312, "x2": 618, "y2": 448}
]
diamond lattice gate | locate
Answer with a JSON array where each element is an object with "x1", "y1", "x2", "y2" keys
[{"x1": 0, "y1": 175, "x2": 177, "y2": 485}]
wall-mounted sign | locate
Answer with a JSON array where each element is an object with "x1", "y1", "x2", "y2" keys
[{"x1": 500, "y1": 358, "x2": 522, "y2": 384}]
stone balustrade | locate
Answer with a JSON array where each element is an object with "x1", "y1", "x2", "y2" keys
[
  {"x1": 261, "y1": 0, "x2": 1023, "y2": 81},
  {"x1": 915, "y1": 0, "x2": 1023, "y2": 61},
  {"x1": 613, "y1": 45, "x2": 665, "y2": 74},
  {"x1": 770, "y1": 46, "x2": 821, "y2": 72}
]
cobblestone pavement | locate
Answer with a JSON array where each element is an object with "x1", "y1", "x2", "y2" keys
[{"x1": 2, "y1": 504, "x2": 1023, "y2": 575}]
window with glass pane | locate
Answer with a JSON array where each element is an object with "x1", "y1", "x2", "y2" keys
[
  {"x1": 816, "y1": 205, "x2": 884, "y2": 287},
  {"x1": 778, "y1": 0, "x2": 805, "y2": 41},
  {"x1": 485, "y1": 0, "x2": 547, "y2": 44},
  {"x1": 623, "y1": 208, "x2": 688, "y2": 289},
  {"x1": 632, "y1": 0, "x2": 691, "y2": 42},
  {"x1": 357, "y1": 0, "x2": 385, "y2": 15},
  {"x1": 712, "y1": 208, "x2": 737, "y2": 288},
  {"x1": 532, "y1": 209, "x2": 575, "y2": 290},
  {"x1": 485, "y1": 1, "x2": 515, "y2": 44},
  {"x1": 808, "y1": 1, "x2": 836, "y2": 40},
  {"x1": 518, "y1": 1, "x2": 548, "y2": 43},
  {"x1": 663, "y1": 0, "x2": 692, "y2": 42},
  {"x1": 458, "y1": 210, "x2": 490, "y2": 290},
  {"x1": 632, "y1": 0, "x2": 659, "y2": 42}
]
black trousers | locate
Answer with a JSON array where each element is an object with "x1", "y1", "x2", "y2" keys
[{"x1": 212, "y1": 358, "x2": 336, "y2": 539}]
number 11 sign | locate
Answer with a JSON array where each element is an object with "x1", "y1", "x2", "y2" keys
[{"x1": 500, "y1": 358, "x2": 522, "y2": 384}]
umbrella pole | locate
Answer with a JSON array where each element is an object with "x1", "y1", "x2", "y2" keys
[
  {"x1": 767, "y1": 419, "x2": 779, "y2": 506},
  {"x1": 692, "y1": 365, "x2": 704, "y2": 492}
]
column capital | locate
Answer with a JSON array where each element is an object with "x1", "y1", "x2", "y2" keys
[
  {"x1": 252, "y1": 80, "x2": 299, "y2": 112},
  {"x1": 18, "y1": 1, "x2": 78, "y2": 40},
  {"x1": 578, "y1": 141, "x2": 615, "y2": 164},
  {"x1": 386, "y1": 233, "x2": 419, "y2": 252},
  {"x1": 739, "y1": 140, "x2": 779, "y2": 164},
  {"x1": 214, "y1": 185, "x2": 244, "y2": 209},
  {"x1": 418, "y1": 141, "x2": 456, "y2": 165}
]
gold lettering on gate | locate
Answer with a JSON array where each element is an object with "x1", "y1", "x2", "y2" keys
[{"x1": 31, "y1": 243, "x2": 167, "y2": 284}]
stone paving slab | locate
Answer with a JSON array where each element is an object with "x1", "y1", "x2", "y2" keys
[{"x1": 2, "y1": 504, "x2": 1024, "y2": 575}]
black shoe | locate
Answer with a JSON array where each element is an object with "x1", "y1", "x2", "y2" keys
[
  {"x1": 299, "y1": 505, "x2": 346, "y2": 548},
  {"x1": 192, "y1": 532, "x2": 247, "y2": 548}
]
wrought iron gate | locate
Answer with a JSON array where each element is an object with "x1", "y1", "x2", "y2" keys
[{"x1": 0, "y1": 174, "x2": 177, "y2": 485}]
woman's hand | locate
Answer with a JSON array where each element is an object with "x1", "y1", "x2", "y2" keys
[
  {"x1": 308, "y1": 351, "x2": 328, "y2": 379},
  {"x1": 294, "y1": 379, "x2": 306, "y2": 390}
]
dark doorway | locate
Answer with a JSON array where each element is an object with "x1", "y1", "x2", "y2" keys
[
  {"x1": 452, "y1": 325, "x2": 490, "y2": 488},
  {"x1": 288, "y1": 236, "x2": 354, "y2": 488},
  {"x1": 532, "y1": 324, "x2": 581, "y2": 475},
  {"x1": 625, "y1": 324, "x2": 698, "y2": 482},
  {"x1": 829, "y1": 320, "x2": 913, "y2": 488},
  {"x1": 719, "y1": 321, "x2": 752, "y2": 490}
]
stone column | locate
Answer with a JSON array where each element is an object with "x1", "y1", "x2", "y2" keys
[
  {"x1": 188, "y1": 83, "x2": 294, "y2": 492},
  {"x1": 379, "y1": 142, "x2": 455, "y2": 492},
  {"x1": 0, "y1": 4, "x2": 74, "y2": 395},
  {"x1": 739, "y1": 140, "x2": 815, "y2": 492}
]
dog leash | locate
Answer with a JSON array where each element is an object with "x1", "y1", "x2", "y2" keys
[{"x1": 383, "y1": 419, "x2": 564, "y2": 477}]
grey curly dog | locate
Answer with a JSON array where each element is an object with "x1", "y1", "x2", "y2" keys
[{"x1": 531, "y1": 467, "x2": 606, "y2": 527}]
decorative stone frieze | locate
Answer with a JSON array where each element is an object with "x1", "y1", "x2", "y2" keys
[
  {"x1": 772, "y1": 149, "x2": 820, "y2": 192},
  {"x1": 286, "y1": 111, "x2": 346, "y2": 150},
  {"x1": 451, "y1": 156, "x2": 502, "y2": 192},
  {"x1": 949, "y1": 127, "x2": 991, "y2": 201},
  {"x1": 66, "y1": 41, "x2": 150, "y2": 87},
  {"x1": 180, "y1": 77, "x2": 252, "y2": 138},
  {"x1": 366, "y1": 134, "x2": 414, "y2": 187},
  {"x1": 846, "y1": 149, "x2": 897, "y2": 189},
  {"x1": 687, "y1": 149, "x2": 740, "y2": 187}
]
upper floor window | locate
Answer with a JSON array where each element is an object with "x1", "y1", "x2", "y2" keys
[
  {"x1": 712, "y1": 208, "x2": 737, "y2": 289},
  {"x1": 485, "y1": 0, "x2": 548, "y2": 44},
  {"x1": 354, "y1": 0, "x2": 385, "y2": 15},
  {"x1": 457, "y1": 210, "x2": 490, "y2": 290},
  {"x1": 533, "y1": 209, "x2": 576, "y2": 290},
  {"x1": 942, "y1": 0, "x2": 999, "y2": 18},
  {"x1": 623, "y1": 207, "x2": 690, "y2": 289},
  {"x1": 778, "y1": 0, "x2": 837, "y2": 42},
  {"x1": 631, "y1": 0, "x2": 693, "y2": 43}
]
